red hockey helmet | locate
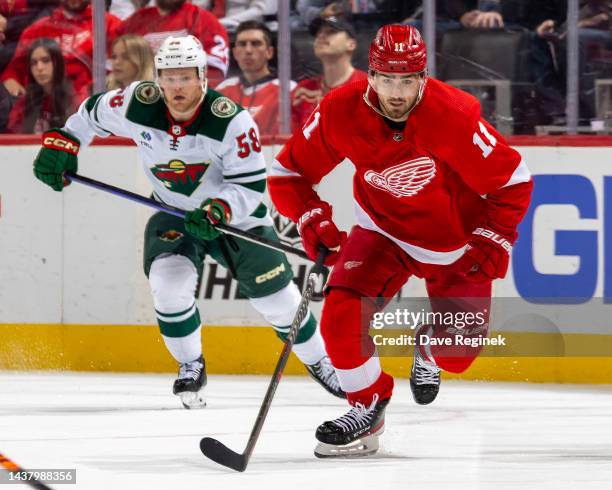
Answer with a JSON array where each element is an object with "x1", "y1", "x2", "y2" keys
[{"x1": 368, "y1": 24, "x2": 427, "y2": 74}]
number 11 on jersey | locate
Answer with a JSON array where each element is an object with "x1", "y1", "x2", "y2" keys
[{"x1": 473, "y1": 121, "x2": 497, "y2": 158}]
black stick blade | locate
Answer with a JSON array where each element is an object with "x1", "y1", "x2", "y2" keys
[{"x1": 200, "y1": 437, "x2": 247, "y2": 472}]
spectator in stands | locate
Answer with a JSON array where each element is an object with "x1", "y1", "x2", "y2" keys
[
  {"x1": 1, "y1": 0, "x2": 120, "y2": 103},
  {"x1": 217, "y1": 20, "x2": 294, "y2": 135},
  {"x1": 192, "y1": 0, "x2": 224, "y2": 16},
  {"x1": 196, "y1": 0, "x2": 276, "y2": 31},
  {"x1": 522, "y1": 1, "x2": 569, "y2": 124},
  {"x1": 0, "y1": 82, "x2": 13, "y2": 133},
  {"x1": 218, "y1": 1, "x2": 271, "y2": 31},
  {"x1": 405, "y1": 1, "x2": 532, "y2": 39},
  {"x1": 0, "y1": 12, "x2": 6, "y2": 42},
  {"x1": 0, "y1": 0, "x2": 59, "y2": 74},
  {"x1": 297, "y1": 0, "x2": 416, "y2": 27},
  {"x1": 6, "y1": 38, "x2": 76, "y2": 133},
  {"x1": 297, "y1": 0, "x2": 342, "y2": 27},
  {"x1": 403, "y1": 1, "x2": 466, "y2": 45},
  {"x1": 107, "y1": 34, "x2": 154, "y2": 89},
  {"x1": 292, "y1": 16, "x2": 366, "y2": 128},
  {"x1": 116, "y1": 0, "x2": 230, "y2": 87},
  {"x1": 446, "y1": 0, "x2": 507, "y2": 29},
  {"x1": 531, "y1": 0, "x2": 612, "y2": 122},
  {"x1": 110, "y1": 0, "x2": 151, "y2": 20}
]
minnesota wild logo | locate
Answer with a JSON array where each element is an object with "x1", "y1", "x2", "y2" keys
[
  {"x1": 211, "y1": 96, "x2": 238, "y2": 118},
  {"x1": 135, "y1": 81, "x2": 160, "y2": 104},
  {"x1": 151, "y1": 159, "x2": 210, "y2": 196}
]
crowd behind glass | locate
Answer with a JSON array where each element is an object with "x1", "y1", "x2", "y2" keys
[{"x1": 0, "y1": 0, "x2": 610, "y2": 136}]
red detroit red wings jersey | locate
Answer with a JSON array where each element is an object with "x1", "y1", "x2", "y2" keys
[
  {"x1": 292, "y1": 69, "x2": 368, "y2": 129},
  {"x1": 117, "y1": 3, "x2": 229, "y2": 85},
  {"x1": 216, "y1": 76, "x2": 297, "y2": 136},
  {"x1": 271, "y1": 78, "x2": 532, "y2": 265}
]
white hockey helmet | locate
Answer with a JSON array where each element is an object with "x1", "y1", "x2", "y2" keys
[{"x1": 155, "y1": 35, "x2": 208, "y2": 92}]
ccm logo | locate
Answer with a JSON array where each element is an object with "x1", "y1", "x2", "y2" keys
[
  {"x1": 473, "y1": 227, "x2": 512, "y2": 254},
  {"x1": 43, "y1": 135, "x2": 79, "y2": 154},
  {"x1": 255, "y1": 263, "x2": 286, "y2": 284}
]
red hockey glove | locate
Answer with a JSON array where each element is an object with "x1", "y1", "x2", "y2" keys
[
  {"x1": 297, "y1": 200, "x2": 346, "y2": 266},
  {"x1": 452, "y1": 227, "x2": 513, "y2": 282}
]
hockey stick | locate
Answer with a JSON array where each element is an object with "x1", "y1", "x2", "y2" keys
[
  {"x1": 0, "y1": 451, "x2": 54, "y2": 489},
  {"x1": 200, "y1": 248, "x2": 328, "y2": 472},
  {"x1": 64, "y1": 172, "x2": 310, "y2": 261}
]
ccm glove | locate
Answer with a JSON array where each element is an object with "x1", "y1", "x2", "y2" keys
[
  {"x1": 452, "y1": 227, "x2": 513, "y2": 282},
  {"x1": 184, "y1": 198, "x2": 231, "y2": 241},
  {"x1": 297, "y1": 200, "x2": 346, "y2": 266},
  {"x1": 33, "y1": 128, "x2": 80, "y2": 191}
]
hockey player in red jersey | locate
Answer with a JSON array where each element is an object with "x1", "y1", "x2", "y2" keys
[{"x1": 268, "y1": 24, "x2": 533, "y2": 457}]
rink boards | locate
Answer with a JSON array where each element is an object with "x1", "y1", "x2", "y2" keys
[{"x1": 1, "y1": 135, "x2": 612, "y2": 382}]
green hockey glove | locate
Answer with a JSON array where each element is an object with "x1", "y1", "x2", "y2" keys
[
  {"x1": 34, "y1": 128, "x2": 80, "y2": 191},
  {"x1": 184, "y1": 198, "x2": 231, "y2": 241}
]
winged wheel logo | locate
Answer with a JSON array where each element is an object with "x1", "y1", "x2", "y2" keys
[{"x1": 364, "y1": 157, "x2": 436, "y2": 198}]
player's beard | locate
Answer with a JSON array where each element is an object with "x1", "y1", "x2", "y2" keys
[
  {"x1": 165, "y1": 90, "x2": 205, "y2": 122},
  {"x1": 156, "y1": 0, "x2": 185, "y2": 12},
  {"x1": 379, "y1": 99, "x2": 412, "y2": 121}
]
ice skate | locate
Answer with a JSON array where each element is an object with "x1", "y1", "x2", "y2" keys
[
  {"x1": 173, "y1": 355, "x2": 207, "y2": 409},
  {"x1": 410, "y1": 325, "x2": 441, "y2": 405},
  {"x1": 314, "y1": 394, "x2": 388, "y2": 458},
  {"x1": 305, "y1": 356, "x2": 346, "y2": 399}
]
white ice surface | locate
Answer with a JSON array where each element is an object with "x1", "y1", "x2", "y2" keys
[{"x1": 1, "y1": 373, "x2": 612, "y2": 489}]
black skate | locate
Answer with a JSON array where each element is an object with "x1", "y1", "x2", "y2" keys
[
  {"x1": 305, "y1": 356, "x2": 346, "y2": 399},
  {"x1": 314, "y1": 394, "x2": 388, "y2": 458},
  {"x1": 173, "y1": 355, "x2": 207, "y2": 409},
  {"x1": 410, "y1": 325, "x2": 441, "y2": 405}
]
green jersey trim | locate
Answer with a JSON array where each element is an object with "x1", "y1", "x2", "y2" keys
[
  {"x1": 236, "y1": 179, "x2": 266, "y2": 193},
  {"x1": 193, "y1": 89, "x2": 244, "y2": 141},
  {"x1": 224, "y1": 168, "x2": 266, "y2": 180},
  {"x1": 124, "y1": 86, "x2": 245, "y2": 140},
  {"x1": 250, "y1": 203, "x2": 268, "y2": 218},
  {"x1": 125, "y1": 82, "x2": 168, "y2": 131}
]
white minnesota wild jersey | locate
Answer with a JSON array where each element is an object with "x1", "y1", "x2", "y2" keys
[{"x1": 64, "y1": 80, "x2": 273, "y2": 231}]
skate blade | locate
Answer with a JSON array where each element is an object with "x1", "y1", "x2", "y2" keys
[
  {"x1": 314, "y1": 432, "x2": 380, "y2": 459},
  {"x1": 178, "y1": 389, "x2": 206, "y2": 409}
]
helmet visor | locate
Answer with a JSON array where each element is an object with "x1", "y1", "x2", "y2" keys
[
  {"x1": 158, "y1": 70, "x2": 202, "y2": 89},
  {"x1": 368, "y1": 71, "x2": 424, "y2": 99}
]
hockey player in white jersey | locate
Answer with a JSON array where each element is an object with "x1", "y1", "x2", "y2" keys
[{"x1": 32, "y1": 35, "x2": 344, "y2": 408}]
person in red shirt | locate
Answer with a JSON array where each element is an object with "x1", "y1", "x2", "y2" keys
[
  {"x1": 269, "y1": 24, "x2": 533, "y2": 458},
  {"x1": 7, "y1": 37, "x2": 77, "y2": 133},
  {"x1": 116, "y1": 0, "x2": 230, "y2": 88},
  {"x1": 1, "y1": 0, "x2": 121, "y2": 103},
  {"x1": 292, "y1": 16, "x2": 367, "y2": 129},
  {"x1": 216, "y1": 21, "x2": 296, "y2": 136}
]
